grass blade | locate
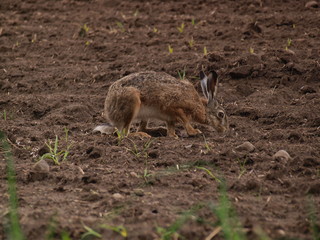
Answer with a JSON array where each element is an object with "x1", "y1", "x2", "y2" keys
[{"x1": 0, "y1": 131, "x2": 25, "y2": 240}]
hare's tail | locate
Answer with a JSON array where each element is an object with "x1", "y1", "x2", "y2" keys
[{"x1": 93, "y1": 123, "x2": 115, "y2": 134}]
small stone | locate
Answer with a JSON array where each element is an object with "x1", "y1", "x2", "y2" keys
[
  {"x1": 112, "y1": 193, "x2": 124, "y2": 200},
  {"x1": 235, "y1": 141, "x2": 255, "y2": 153},
  {"x1": 305, "y1": 1, "x2": 319, "y2": 8},
  {"x1": 133, "y1": 188, "x2": 144, "y2": 197},
  {"x1": 130, "y1": 172, "x2": 139, "y2": 178},
  {"x1": 272, "y1": 150, "x2": 291, "y2": 161},
  {"x1": 33, "y1": 159, "x2": 50, "y2": 173}
]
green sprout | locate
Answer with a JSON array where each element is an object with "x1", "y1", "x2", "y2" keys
[
  {"x1": 100, "y1": 224, "x2": 127, "y2": 238},
  {"x1": 188, "y1": 37, "x2": 195, "y2": 48},
  {"x1": 168, "y1": 45, "x2": 173, "y2": 54},
  {"x1": 210, "y1": 182, "x2": 246, "y2": 240},
  {"x1": 285, "y1": 38, "x2": 292, "y2": 51},
  {"x1": 1, "y1": 131, "x2": 25, "y2": 240},
  {"x1": 133, "y1": 9, "x2": 139, "y2": 17},
  {"x1": 81, "y1": 224, "x2": 102, "y2": 239},
  {"x1": 79, "y1": 24, "x2": 89, "y2": 37},
  {"x1": 191, "y1": 18, "x2": 196, "y2": 26},
  {"x1": 126, "y1": 138, "x2": 153, "y2": 158},
  {"x1": 177, "y1": 67, "x2": 186, "y2": 80},
  {"x1": 203, "y1": 46, "x2": 208, "y2": 56},
  {"x1": 249, "y1": 47, "x2": 254, "y2": 54},
  {"x1": 196, "y1": 166, "x2": 221, "y2": 183},
  {"x1": 116, "y1": 21, "x2": 125, "y2": 32},
  {"x1": 153, "y1": 27, "x2": 158, "y2": 33},
  {"x1": 177, "y1": 23, "x2": 185, "y2": 33},
  {"x1": 40, "y1": 128, "x2": 72, "y2": 165}
]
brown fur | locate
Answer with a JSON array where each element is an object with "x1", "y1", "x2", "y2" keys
[{"x1": 104, "y1": 71, "x2": 228, "y2": 137}]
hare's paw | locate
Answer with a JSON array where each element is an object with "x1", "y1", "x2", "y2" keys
[{"x1": 187, "y1": 128, "x2": 202, "y2": 136}]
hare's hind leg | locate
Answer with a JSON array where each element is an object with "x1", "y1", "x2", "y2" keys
[{"x1": 110, "y1": 87, "x2": 141, "y2": 136}]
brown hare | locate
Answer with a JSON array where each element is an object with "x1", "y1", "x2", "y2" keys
[{"x1": 94, "y1": 70, "x2": 228, "y2": 138}]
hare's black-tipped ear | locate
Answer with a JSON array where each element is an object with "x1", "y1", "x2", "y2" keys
[
  {"x1": 200, "y1": 71, "x2": 208, "y2": 99},
  {"x1": 207, "y1": 70, "x2": 218, "y2": 101}
]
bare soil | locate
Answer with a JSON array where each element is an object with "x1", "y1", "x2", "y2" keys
[{"x1": 1, "y1": 0, "x2": 320, "y2": 239}]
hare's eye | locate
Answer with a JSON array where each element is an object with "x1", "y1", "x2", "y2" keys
[{"x1": 217, "y1": 111, "x2": 225, "y2": 119}]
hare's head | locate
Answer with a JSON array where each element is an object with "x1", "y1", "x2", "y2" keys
[{"x1": 200, "y1": 70, "x2": 229, "y2": 133}]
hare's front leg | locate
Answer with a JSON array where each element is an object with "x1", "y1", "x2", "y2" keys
[{"x1": 176, "y1": 109, "x2": 202, "y2": 137}]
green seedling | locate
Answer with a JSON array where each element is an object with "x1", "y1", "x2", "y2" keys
[
  {"x1": 79, "y1": 24, "x2": 89, "y2": 37},
  {"x1": 191, "y1": 18, "x2": 196, "y2": 26},
  {"x1": 188, "y1": 37, "x2": 195, "y2": 48},
  {"x1": 40, "y1": 128, "x2": 72, "y2": 165},
  {"x1": 236, "y1": 158, "x2": 247, "y2": 179},
  {"x1": 157, "y1": 205, "x2": 204, "y2": 240},
  {"x1": 143, "y1": 168, "x2": 153, "y2": 184},
  {"x1": 168, "y1": 45, "x2": 173, "y2": 54},
  {"x1": 307, "y1": 197, "x2": 320, "y2": 240},
  {"x1": 153, "y1": 27, "x2": 158, "y2": 33},
  {"x1": 100, "y1": 224, "x2": 127, "y2": 238},
  {"x1": 203, "y1": 46, "x2": 208, "y2": 56},
  {"x1": 133, "y1": 9, "x2": 139, "y2": 17},
  {"x1": 127, "y1": 138, "x2": 153, "y2": 158},
  {"x1": 81, "y1": 224, "x2": 102, "y2": 239},
  {"x1": 196, "y1": 166, "x2": 221, "y2": 183},
  {"x1": 177, "y1": 67, "x2": 186, "y2": 80},
  {"x1": 202, "y1": 134, "x2": 212, "y2": 153},
  {"x1": 177, "y1": 23, "x2": 185, "y2": 33},
  {"x1": 31, "y1": 33, "x2": 37, "y2": 43},
  {"x1": 249, "y1": 47, "x2": 254, "y2": 54},
  {"x1": 285, "y1": 38, "x2": 292, "y2": 51},
  {"x1": 115, "y1": 129, "x2": 126, "y2": 145},
  {"x1": 116, "y1": 21, "x2": 125, "y2": 32},
  {"x1": 210, "y1": 182, "x2": 246, "y2": 240},
  {"x1": 1, "y1": 131, "x2": 25, "y2": 240}
]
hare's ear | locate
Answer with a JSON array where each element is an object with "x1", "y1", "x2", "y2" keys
[
  {"x1": 200, "y1": 71, "x2": 208, "y2": 99},
  {"x1": 206, "y1": 70, "x2": 218, "y2": 101}
]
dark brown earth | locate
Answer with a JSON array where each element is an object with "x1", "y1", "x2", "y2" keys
[{"x1": 1, "y1": 0, "x2": 320, "y2": 239}]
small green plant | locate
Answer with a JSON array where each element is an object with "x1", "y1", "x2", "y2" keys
[
  {"x1": 168, "y1": 45, "x2": 173, "y2": 54},
  {"x1": 115, "y1": 129, "x2": 126, "y2": 145},
  {"x1": 79, "y1": 24, "x2": 89, "y2": 37},
  {"x1": 201, "y1": 134, "x2": 212, "y2": 154},
  {"x1": 285, "y1": 38, "x2": 292, "y2": 51},
  {"x1": 196, "y1": 166, "x2": 221, "y2": 183},
  {"x1": 81, "y1": 224, "x2": 102, "y2": 239},
  {"x1": 236, "y1": 158, "x2": 247, "y2": 179},
  {"x1": 133, "y1": 9, "x2": 139, "y2": 17},
  {"x1": 203, "y1": 46, "x2": 208, "y2": 56},
  {"x1": 307, "y1": 197, "x2": 320, "y2": 240},
  {"x1": 177, "y1": 23, "x2": 185, "y2": 33},
  {"x1": 116, "y1": 21, "x2": 125, "y2": 32},
  {"x1": 157, "y1": 204, "x2": 206, "y2": 240},
  {"x1": 40, "y1": 128, "x2": 72, "y2": 165},
  {"x1": 31, "y1": 33, "x2": 37, "y2": 43},
  {"x1": 153, "y1": 27, "x2": 158, "y2": 33},
  {"x1": 177, "y1": 67, "x2": 186, "y2": 80},
  {"x1": 126, "y1": 138, "x2": 153, "y2": 158},
  {"x1": 1, "y1": 131, "x2": 25, "y2": 240},
  {"x1": 249, "y1": 47, "x2": 254, "y2": 54},
  {"x1": 188, "y1": 37, "x2": 195, "y2": 48},
  {"x1": 191, "y1": 17, "x2": 196, "y2": 26},
  {"x1": 210, "y1": 182, "x2": 246, "y2": 240},
  {"x1": 100, "y1": 224, "x2": 127, "y2": 238},
  {"x1": 143, "y1": 168, "x2": 153, "y2": 184}
]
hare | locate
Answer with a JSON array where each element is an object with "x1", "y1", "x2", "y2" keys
[{"x1": 94, "y1": 70, "x2": 228, "y2": 138}]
